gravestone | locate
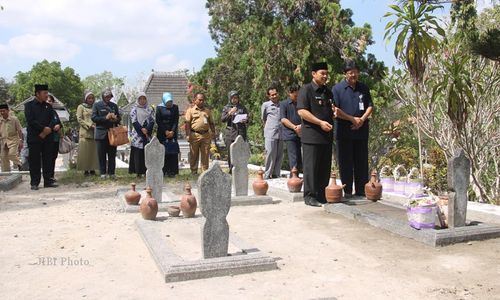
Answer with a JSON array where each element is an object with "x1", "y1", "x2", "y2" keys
[
  {"x1": 447, "y1": 150, "x2": 470, "y2": 228},
  {"x1": 198, "y1": 162, "x2": 232, "y2": 258},
  {"x1": 230, "y1": 135, "x2": 251, "y2": 196},
  {"x1": 145, "y1": 137, "x2": 165, "y2": 203}
]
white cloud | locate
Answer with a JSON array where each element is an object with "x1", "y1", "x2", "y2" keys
[
  {"x1": 0, "y1": 33, "x2": 80, "y2": 62},
  {"x1": 0, "y1": 0, "x2": 210, "y2": 62},
  {"x1": 154, "y1": 54, "x2": 191, "y2": 71}
]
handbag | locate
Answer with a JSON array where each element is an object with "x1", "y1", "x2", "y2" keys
[
  {"x1": 58, "y1": 135, "x2": 75, "y2": 154},
  {"x1": 164, "y1": 139, "x2": 180, "y2": 154},
  {"x1": 108, "y1": 125, "x2": 129, "y2": 146}
]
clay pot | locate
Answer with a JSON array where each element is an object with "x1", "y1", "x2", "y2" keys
[
  {"x1": 252, "y1": 168, "x2": 269, "y2": 196},
  {"x1": 365, "y1": 171, "x2": 383, "y2": 201},
  {"x1": 167, "y1": 205, "x2": 180, "y2": 217},
  {"x1": 180, "y1": 183, "x2": 197, "y2": 218},
  {"x1": 325, "y1": 173, "x2": 345, "y2": 203},
  {"x1": 124, "y1": 183, "x2": 141, "y2": 205},
  {"x1": 140, "y1": 186, "x2": 158, "y2": 220},
  {"x1": 287, "y1": 167, "x2": 303, "y2": 193}
]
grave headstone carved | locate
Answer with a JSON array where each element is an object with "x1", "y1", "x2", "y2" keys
[
  {"x1": 447, "y1": 150, "x2": 470, "y2": 228},
  {"x1": 230, "y1": 135, "x2": 251, "y2": 196},
  {"x1": 145, "y1": 137, "x2": 165, "y2": 203},
  {"x1": 198, "y1": 162, "x2": 232, "y2": 259}
]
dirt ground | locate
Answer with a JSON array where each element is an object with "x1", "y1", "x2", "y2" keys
[{"x1": 1, "y1": 177, "x2": 499, "y2": 300}]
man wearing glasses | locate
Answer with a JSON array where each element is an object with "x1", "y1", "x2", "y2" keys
[{"x1": 332, "y1": 61, "x2": 373, "y2": 198}]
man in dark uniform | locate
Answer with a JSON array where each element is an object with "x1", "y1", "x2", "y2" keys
[
  {"x1": 297, "y1": 62, "x2": 335, "y2": 207},
  {"x1": 24, "y1": 84, "x2": 59, "y2": 190},
  {"x1": 332, "y1": 61, "x2": 373, "y2": 197},
  {"x1": 221, "y1": 90, "x2": 249, "y2": 173},
  {"x1": 280, "y1": 84, "x2": 302, "y2": 174}
]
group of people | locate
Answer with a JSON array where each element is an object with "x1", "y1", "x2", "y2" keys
[
  {"x1": 229, "y1": 61, "x2": 373, "y2": 207},
  {"x1": 17, "y1": 60, "x2": 372, "y2": 203}
]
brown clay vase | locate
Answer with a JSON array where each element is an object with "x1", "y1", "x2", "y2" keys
[
  {"x1": 252, "y1": 168, "x2": 269, "y2": 196},
  {"x1": 325, "y1": 173, "x2": 346, "y2": 203},
  {"x1": 180, "y1": 183, "x2": 197, "y2": 218},
  {"x1": 365, "y1": 171, "x2": 383, "y2": 201},
  {"x1": 140, "y1": 186, "x2": 158, "y2": 220},
  {"x1": 287, "y1": 167, "x2": 303, "y2": 193},
  {"x1": 124, "y1": 183, "x2": 141, "y2": 205}
]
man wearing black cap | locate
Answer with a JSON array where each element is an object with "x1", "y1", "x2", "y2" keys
[
  {"x1": 297, "y1": 62, "x2": 335, "y2": 207},
  {"x1": 24, "y1": 84, "x2": 59, "y2": 190},
  {"x1": 332, "y1": 61, "x2": 373, "y2": 197},
  {"x1": 221, "y1": 90, "x2": 249, "y2": 173}
]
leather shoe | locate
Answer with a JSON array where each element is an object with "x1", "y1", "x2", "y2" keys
[
  {"x1": 305, "y1": 198, "x2": 322, "y2": 207},
  {"x1": 44, "y1": 183, "x2": 58, "y2": 188},
  {"x1": 344, "y1": 193, "x2": 353, "y2": 199},
  {"x1": 31, "y1": 185, "x2": 39, "y2": 190}
]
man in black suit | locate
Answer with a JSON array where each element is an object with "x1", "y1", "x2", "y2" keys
[{"x1": 24, "y1": 84, "x2": 59, "y2": 190}]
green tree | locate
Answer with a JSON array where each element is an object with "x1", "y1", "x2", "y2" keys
[
  {"x1": 194, "y1": 0, "x2": 385, "y2": 147},
  {"x1": 9, "y1": 60, "x2": 84, "y2": 118},
  {"x1": 0, "y1": 77, "x2": 12, "y2": 103},
  {"x1": 384, "y1": 0, "x2": 445, "y2": 179},
  {"x1": 82, "y1": 71, "x2": 125, "y2": 100}
]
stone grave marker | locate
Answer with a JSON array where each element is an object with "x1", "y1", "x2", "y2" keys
[
  {"x1": 447, "y1": 149, "x2": 470, "y2": 228},
  {"x1": 198, "y1": 162, "x2": 232, "y2": 258},
  {"x1": 145, "y1": 137, "x2": 165, "y2": 203},
  {"x1": 230, "y1": 135, "x2": 251, "y2": 196}
]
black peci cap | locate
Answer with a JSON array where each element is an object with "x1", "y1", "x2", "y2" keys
[
  {"x1": 35, "y1": 84, "x2": 49, "y2": 92},
  {"x1": 311, "y1": 62, "x2": 328, "y2": 72}
]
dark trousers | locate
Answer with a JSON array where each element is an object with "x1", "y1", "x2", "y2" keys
[
  {"x1": 48, "y1": 142, "x2": 59, "y2": 179},
  {"x1": 96, "y1": 138, "x2": 117, "y2": 175},
  {"x1": 163, "y1": 154, "x2": 179, "y2": 176},
  {"x1": 302, "y1": 143, "x2": 332, "y2": 203},
  {"x1": 285, "y1": 139, "x2": 302, "y2": 173},
  {"x1": 224, "y1": 136, "x2": 235, "y2": 173},
  {"x1": 129, "y1": 146, "x2": 146, "y2": 175},
  {"x1": 28, "y1": 141, "x2": 53, "y2": 186},
  {"x1": 337, "y1": 139, "x2": 369, "y2": 195}
]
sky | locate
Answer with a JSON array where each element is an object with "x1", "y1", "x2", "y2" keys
[{"x1": 0, "y1": 0, "x2": 494, "y2": 82}]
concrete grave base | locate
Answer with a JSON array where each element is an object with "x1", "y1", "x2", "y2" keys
[
  {"x1": 117, "y1": 188, "x2": 181, "y2": 213},
  {"x1": 135, "y1": 218, "x2": 278, "y2": 282},
  {"x1": 267, "y1": 188, "x2": 303, "y2": 203},
  {"x1": 231, "y1": 195, "x2": 277, "y2": 206},
  {"x1": 0, "y1": 174, "x2": 22, "y2": 191},
  {"x1": 324, "y1": 200, "x2": 500, "y2": 247}
]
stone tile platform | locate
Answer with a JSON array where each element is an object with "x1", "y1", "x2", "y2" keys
[
  {"x1": 117, "y1": 188, "x2": 182, "y2": 213},
  {"x1": 0, "y1": 174, "x2": 22, "y2": 191},
  {"x1": 324, "y1": 198, "x2": 500, "y2": 247},
  {"x1": 135, "y1": 217, "x2": 277, "y2": 282}
]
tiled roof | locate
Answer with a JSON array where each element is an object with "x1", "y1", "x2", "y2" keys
[{"x1": 143, "y1": 71, "x2": 190, "y2": 114}]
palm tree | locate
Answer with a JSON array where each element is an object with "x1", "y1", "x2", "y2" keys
[{"x1": 384, "y1": 0, "x2": 445, "y2": 179}]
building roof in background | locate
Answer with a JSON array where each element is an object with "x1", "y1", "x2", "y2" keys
[
  {"x1": 142, "y1": 71, "x2": 190, "y2": 114},
  {"x1": 13, "y1": 95, "x2": 70, "y2": 121}
]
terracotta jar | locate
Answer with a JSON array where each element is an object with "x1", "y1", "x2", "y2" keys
[
  {"x1": 365, "y1": 171, "x2": 383, "y2": 201},
  {"x1": 124, "y1": 183, "x2": 141, "y2": 205},
  {"x1": 180, "y1": 183, "x2": 197, "y2": 218},
  {"x1": 287, "y1": 167, "x2": 303, "y2": 193},
  {"x1": 140, "y1": 186, "x2": 158, "y2": 220},
  {"x1": 325, "y1": 173, "x2": 345, "y2": 203},
  {"x1": 167, "y1": 205, "x2": 180, "y2": 217},
  {"x1": 252, "y1": 168, "x2": 269, "y2": 196}
]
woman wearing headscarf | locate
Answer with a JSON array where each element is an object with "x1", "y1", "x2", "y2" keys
[
  {"x1": 129, "y1": 92, "x2": 155, "y2": 177},
  {"x1": 91, "y1": 88, "x2": 121, "y2": 179},
  {"x1": 76, "y1": 91, "x2": 99, "y2": 175},
  {"x1": 221, "y1": 90, "x2": 249, "y2": 173},
  {"x1": 156, "y1": 92, "x2": 179, "y2": 177},
  {"x1": 46, "y1": 93, "x2": 62, "y2": 183}
]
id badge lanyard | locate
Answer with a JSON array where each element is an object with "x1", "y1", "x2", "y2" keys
[{"x1": 358, "y1": 95, "x2": 365, "y2": 111}]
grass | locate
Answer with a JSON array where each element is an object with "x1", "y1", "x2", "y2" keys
[{"x1": 58, "y1": 168, "x2": 200, "y2": 186}]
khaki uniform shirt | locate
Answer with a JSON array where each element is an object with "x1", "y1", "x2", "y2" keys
[
  {"x1": 185, "y1": 105, "x2": 214, "y2": 133},
  {"x1": 0, "y1": 114, "x2": 22, "y2": 147}
]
